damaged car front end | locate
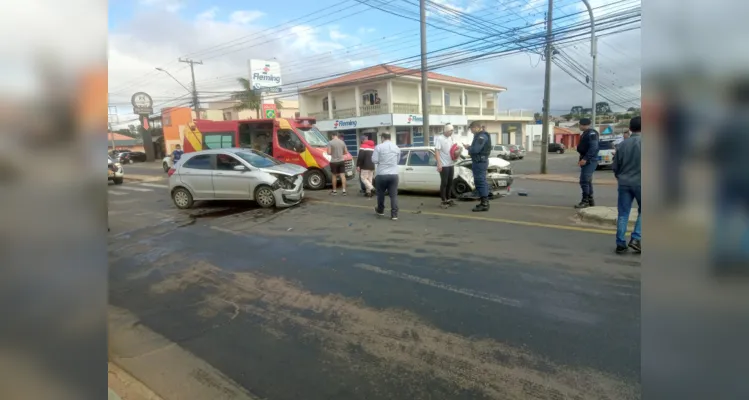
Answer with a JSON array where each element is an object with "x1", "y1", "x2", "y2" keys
[{"x1": 453, "y1": 156, "x2": 514, "y2": 199}]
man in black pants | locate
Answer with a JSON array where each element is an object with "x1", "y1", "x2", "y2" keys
[
  {"x1": 372, "y1": 132, "x2": 401, "y2": 221},
  {"x1": 434, "y1": 123, "x2": 459, "y2": 208}
]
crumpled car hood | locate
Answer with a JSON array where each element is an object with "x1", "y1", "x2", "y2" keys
[
  {"x1": 456, "y1": 156, "x2": 510, "y2": 168},
  {"x1": 260, "y1": 163, "x2": 307, "y2": 176}
]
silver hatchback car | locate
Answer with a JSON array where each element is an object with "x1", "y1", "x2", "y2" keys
[{"x1": 168, "y1": 148, "x2": 307, "y2": 209}]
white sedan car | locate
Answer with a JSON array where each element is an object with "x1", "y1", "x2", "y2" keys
[
  {"x1": 596, "y1": 139, "x2": 616, "y2": 170},
  {"x1": 168, "y1": 148, "x2": 307, "y2": 209},
  {"x1": 374, "y1": 146, "x2": 513, "y2": 198}
]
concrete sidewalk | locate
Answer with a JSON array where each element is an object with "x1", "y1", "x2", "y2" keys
[
  {"x1": 518, "y1": 173, "x2": 617, "y2": 186},
  {"x1": 108, "y1": 362, "x2": 163, "y2": 400},
  {"x1": 577, "y1": 206, "x2": 638, "y2": 226}
]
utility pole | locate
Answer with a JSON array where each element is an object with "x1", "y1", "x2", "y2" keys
[
  {"x1": 581, "y1": 0, "x2": 598, "y2": 128},
  {"x1": 107, "y1": 102, "x2": 118, "y2": 151},
  {"x1": 419, "y1": 0, "x2": 430, "y2": 145},
  {"x1": 179, "y1": 58, "x2": 203, "y2": 118},
  {"x1": 540, "y1": 2, "x2": 553, "y2": 174}
]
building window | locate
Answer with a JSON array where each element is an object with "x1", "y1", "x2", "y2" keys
[
  {"x1": 223, "y1": 111, "x2": 232, "y2": 121},
  {"x1": 322, "y1": 97, "x2": 337, "y2": 111},
  {"x1": 361, "y1": 90, "x2": 379, "y2": 106},
  {"x1": 459, "y1": 93, "x2": 468, "y2": 106},
  {"x1": 444, "y1": 92, "x2": 450, "y2": 106}
]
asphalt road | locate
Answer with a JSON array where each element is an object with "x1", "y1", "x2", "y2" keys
[{"x1": 108, "y1": 178, "x2": 640, "y2": 400}]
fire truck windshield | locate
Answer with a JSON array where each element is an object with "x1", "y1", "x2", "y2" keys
[{"x1": 297, "y1": 126, "x2": 329, "y2": 147}]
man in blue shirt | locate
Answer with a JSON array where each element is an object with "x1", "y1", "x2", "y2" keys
[
  {"x1": 468, "y1": 121, "x2": 492, "y2": 212},
  {"x1": 171, "y1": 144, "x2": 184, "y2": 165},
  {"x1": 575, "y1": 118, "x2": 600, "y2": 208},
  {"x1": 612, "y1": 117, "x2": 641, "y2": 254}
]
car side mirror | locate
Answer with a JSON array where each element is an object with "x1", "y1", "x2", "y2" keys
[{"x1": 233, "y1": 165, "x2": 248, "y2": 171}]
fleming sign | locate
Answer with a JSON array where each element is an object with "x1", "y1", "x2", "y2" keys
[
  {"x1": 249, "y1": 59, "x2": 282, "y2": 91},
  {"x1": 333, "y1": 119, "x2": 357, "y2": 129},
  {"x1": 406, "y1": 114, "x2": 423, "y2": 124}
]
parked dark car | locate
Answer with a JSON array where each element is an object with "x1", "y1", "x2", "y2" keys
[
  {"x1": 117, "y1": 151, "x2": 147, "y2": 164},
  {"x1": 548, "y1": 142, "x2": 566, "y2": 154}
]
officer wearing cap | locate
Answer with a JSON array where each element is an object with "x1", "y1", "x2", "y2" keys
[
  {"x1": 575, "y1": 117, "x2": 599, "y2": 208},
  {"x1": 468, "y1": 121, "x2": 492, "y2": 212}
]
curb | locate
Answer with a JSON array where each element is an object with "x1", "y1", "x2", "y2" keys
[
  {"x1": 108, "y1": 362, "x2": 164, "y2": 400},
  {"x1": 576, "y1": 209, "x2": 637, "y2": 227}
]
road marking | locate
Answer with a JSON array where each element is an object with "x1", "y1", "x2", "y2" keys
[
  {"x1": 117, "y1": 186, "x2": 153, "y2": 192},
  {"x1": 354, "y1": 263, "x2": 522, "y2": 307},
  {"x1": 311, "y1": 200, "x2": 614, "y2": 234},
  {"x1": 139, "y1": 183, "x2": 169, "y2": 189},
  {"x1": 108, "y1": 190, "x2": 128, "y2": 196}
]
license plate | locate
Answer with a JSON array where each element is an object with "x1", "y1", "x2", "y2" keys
[{"x1": 495, "y1": 180, "x2": 506, "y2": 187}]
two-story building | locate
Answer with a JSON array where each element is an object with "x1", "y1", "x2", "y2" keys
[{"x1": 298, "y1": 64, "x2": 534, "y2": 156}]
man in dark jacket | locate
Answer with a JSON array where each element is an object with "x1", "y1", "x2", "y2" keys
[
  {"x1": 575, "y1": 118, "x2": 600, "y2": 208},
  {"x1": 468, "y1": 121, "x2": 492, "y2": 212},
  {"x1": 612, "y1": 116, "x2": 642, "y2": 254}
]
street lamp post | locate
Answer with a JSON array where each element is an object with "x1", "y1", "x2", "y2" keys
[
  {"x1": 581, "y1": 0, "x2": 598, "y2": 127},
  {"x1": 155, "y1": 67, "x2": 199, "y2": 116}
]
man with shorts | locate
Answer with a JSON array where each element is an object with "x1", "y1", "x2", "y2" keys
[{"x1": 327, "y1": 132, "x2": 349, "y2": 195}]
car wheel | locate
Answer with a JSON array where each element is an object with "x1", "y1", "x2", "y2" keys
[
  {"x1": 255, "y1": 185, "x2": 276, "y2": 208},
  {"x1": 128, "y1": 159, "x2": 134, "y2": 164},
  {"x1": 113, "y1": 177, "x2": 123, "y2": 185},
  {"x1": 452, "y1": 178, "x2": 470, "y2": 198},
  {"x1": 558, "y1": 149, "x2": 564, "y2": 154},
  {"x1": 304, "y1": 169, "x2": 326, "y2": 190},
  {"x1": 163, "y1": 162, "x2": 169, "y2": 172},
  {"x1": 172, "y1": 187, "x2": 194, "y2": 209}
]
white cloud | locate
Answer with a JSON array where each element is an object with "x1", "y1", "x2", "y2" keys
[
  {"x1": 107, "y1": 8, "x2": 358, "y2": 126},
  {"x1": 230, "y1": 10, "x2": 264, "y2": 25},
  {"x1": 139, "y1": 0, "x2": 183, "y2": 13},
  {"x1": 357, "y1": 27, "x2": 376, "y2": 35},
  {"x1": 349, "y1": 60, "x2": 365, "y2": 67},
  {"x1": 330, "y1": 28, "x2": 348, "y2": 41}
]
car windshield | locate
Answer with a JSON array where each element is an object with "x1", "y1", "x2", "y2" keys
[
  {"x1": 599, "y1": 140, "x2": 615, "y2": 150},
  {"x1": 235, "y1": 150, "x2": 282, "y2": 168},
  {"x1": 297, "y1": 126, "x2": 329, "y2": 147}
]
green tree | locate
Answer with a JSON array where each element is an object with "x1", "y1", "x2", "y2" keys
[
  {"x1": 570, "y1": 105, "x2": 584, "y2": 116},
  {"x1": 232, "y1": 77, "x2": 283, "y2": 118},
  {"x1": 595, "y1": 101, "x2": 612, "y2": 115}
]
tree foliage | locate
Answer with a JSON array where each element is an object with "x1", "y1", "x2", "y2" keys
[
  {"x1": 570, "y1": 106, "x2": 584, "y2": 116},
  {"x1": 232, "y1": 77, "x2": 284, "y2": 118},
  {"x1": 596, "y1": 102, "x2": 612, "y2": 115}
]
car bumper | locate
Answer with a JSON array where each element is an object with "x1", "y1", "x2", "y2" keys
[
  {"x1": 274, "y1": 176, "x2": 305, "y2": 208},
  {"x1": 597, "y1": 157, "x2": 613, "y2": 166},
  {"x1": 488, "y1": 173, "x2": 513, "y2": 190},
  {"x1": 108, "y1": 168, "x2": 124, "y2": 179}
]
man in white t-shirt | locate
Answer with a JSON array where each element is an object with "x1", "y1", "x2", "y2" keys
[{"x1": 434, "y1": 123, "x2": 460, "y2": 208}]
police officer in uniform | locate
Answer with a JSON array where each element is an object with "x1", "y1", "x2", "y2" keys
[
  {"x1": 575, "y1": 118, "x2": 600, "y2": 208},
  {"x1": 468, "y1": 121, "x2": 492, "y2": 212}
]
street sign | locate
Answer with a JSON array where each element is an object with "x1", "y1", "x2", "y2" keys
[
  {"x1": 253, "y1": 86, "x2": 282, "y2": 93},
  {"x1": 262, "y1": 104, "x2": 278, "y2": 119},
  {"x1": 249, "y1": 59, "x2": 282, "y2": 91},
  {"x1": 131, "y1": 92, "x2": 153, "y2": 115}
]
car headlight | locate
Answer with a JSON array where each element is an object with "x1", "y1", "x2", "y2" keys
[{"x1": 270, "y1": 173, "x2": 295, "y2": 190}]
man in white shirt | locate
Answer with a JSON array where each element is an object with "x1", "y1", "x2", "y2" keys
[
  {"x1": 434, "y1": 123, "x2": 457, "y2": 208},
  {"x1": 372, "y1": 132, "x2": 401, "y2": 220}
]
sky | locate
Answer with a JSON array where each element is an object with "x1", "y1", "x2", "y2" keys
[{"x1": 107, "y1": 0, "x2": 641, "y2": 128}]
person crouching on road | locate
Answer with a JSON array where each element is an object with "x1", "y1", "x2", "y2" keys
[
  {"x1": 435, "y1": 123, "x2": 458, "y2": 208},
  {"x1": 467, "y1": 121, "x2": 492, "y2": 212},
  {"x1": 575, "y1": 118, "x2": 600, "y2": 209},
  {"x1": 372, "y1": 132, "x2": 401, "y2": 220},
  {"x1": 357, "y1": 140, "x2": 376, "y2": 198},
  {"x1": 612, "y1": 116, "x2": 642, "y2": 254}
]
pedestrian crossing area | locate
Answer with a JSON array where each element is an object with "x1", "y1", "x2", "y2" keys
[{"x1": 108, "y1": 181, "x2": 168, "y2": 196}]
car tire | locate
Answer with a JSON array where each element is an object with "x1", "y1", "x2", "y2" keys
[
  {"x1": 452, "y1": 178, "x2": 471, "y2": 198},
  {"x1": 255, "y1": 185, "x2": 276, "y2": 208},
  {"x1": 112, "y1": 177, "x2": 123, "y2": 185},
  {"x1": 558, "y1": 149, "x2": 564, "y2": 154},
  {"x1": 128, "y1": 159, "x2": 134, "y2": 164},
  {"x1": 172, "y1": 187, "x2": 194, "y2": 209},
  {"x1": 304, "y1": 169, "x2": 326, "y2": 190},
  {"x1": 163, "y1": 162, "x2": 169, "y2": 172}
]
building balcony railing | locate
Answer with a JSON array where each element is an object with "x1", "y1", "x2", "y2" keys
[
  {"x1": 482, "y1": 108, "x2": 494, "y2": 115},
  {"x1": 333, "y1": 108, "x2": 356, "y2": 119},
  {"x1": 310, "y1": 111, "x2": 328, "y2": 120},
  {"x1": 428, "y1": 105, "x2": 442, "y2": 114},
  {"x1": 465, "y1": 106, "x2": 480, "y2": 114},
  {"x1": 445, "y1": 106, "x2": 463, "y2": 114},
  {"x1": 497, "y1": 109, "x2": 534, "y2": 118},
  {"x1": 360, "y1": 103, "x2": 387, "y2": 116},
  {"x1": 393, "y1": 103, "x2": 419, "y2": 114}
]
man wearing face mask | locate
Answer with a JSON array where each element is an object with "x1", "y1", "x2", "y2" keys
[
  {"x1": 467, "y1": 121, "x2": 492, "y2": 212},
  {"x1": 575, "y1": 118, "x2": 600, "y2": 209}
]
